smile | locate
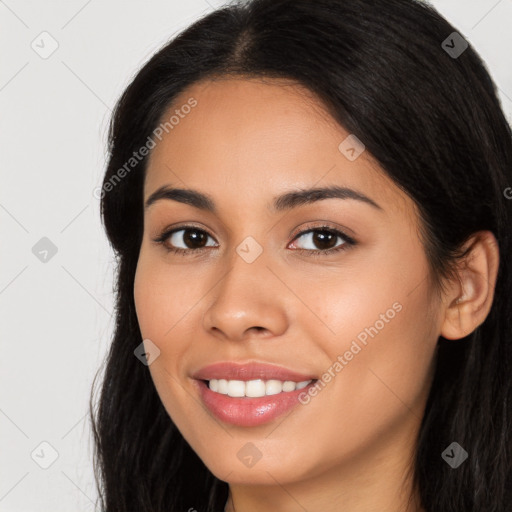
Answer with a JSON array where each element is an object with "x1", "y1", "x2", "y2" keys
[
  {"x1": 206, "y1": 378, "x2": 312, "y2": 397},
  {"x1": 194, "y1": 378, "x2": 319, "y2": 427}
]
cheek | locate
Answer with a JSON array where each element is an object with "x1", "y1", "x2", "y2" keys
[
  {"x1": 294, "y1": 244, "x2": 437, "y2": 426},
  {"x1": 133, "y1": 253, "x2": 202, "y2": 428},
  {"x1": 291, "y1": 260, "x2": 406, "y2": 346},
  {"x1": 277, "y1": 282, "x2": 436, "y2": 478},
  {"x1": 133, "y1": 251, "x2": 203, "y2": 341}
]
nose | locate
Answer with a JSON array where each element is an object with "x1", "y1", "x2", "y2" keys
[{"x1": 201, "y1": 250, "x2": 289, "y2": 342}]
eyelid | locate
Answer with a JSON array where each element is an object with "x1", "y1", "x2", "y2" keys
[
  {"x1": 152, "y1": 221, "x2": 214, "y2": 239},
  {"x1": 289, "y1": 221, "x2": 356, "y2": 244}
]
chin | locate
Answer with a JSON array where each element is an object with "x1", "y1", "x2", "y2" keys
[{"x1": 213, "y1": 465, "x2": 298, "y2": 486}]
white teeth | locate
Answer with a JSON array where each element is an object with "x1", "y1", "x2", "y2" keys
[
  {"x1": 217, "y1": 379, "x2": 229, "y2": 394},
  {"x1": 266, "y1": 379, "x2": 282, "y2": 395},
  {"x1": 207, "y1": 378, "x2": 313, "y2": 397},
  {"x1": 227, "y1": 380, "x2": 245, "y2": 397},
  {"x1": 246, "y1": 379, "x2": 266, "y2": 397},
  {"x1": 282, "y1": 380, "x2": 296, "y2": 392}
]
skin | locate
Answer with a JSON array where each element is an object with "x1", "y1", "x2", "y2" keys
[{"x1": 133, "y1": 77, "x2": 499, "y2": 512}]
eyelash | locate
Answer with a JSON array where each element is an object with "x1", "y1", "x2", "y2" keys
[{"x1": 152, "y1": 223, "x2": 357, "y2": 258}]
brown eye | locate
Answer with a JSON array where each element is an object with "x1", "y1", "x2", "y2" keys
[
  {"x1": 174, "y1": 228, "x2": 210, "y2": 249},
  {"x1": 155, "y1": 226, "x2": 217, "y2": 254},
  {"x1": 291, "y1": 228, "x2": 350, "y2": 252}
]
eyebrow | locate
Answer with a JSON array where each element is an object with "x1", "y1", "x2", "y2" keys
[{"x1": 144, "y1": 184, "x2": 383, "y2": 213}]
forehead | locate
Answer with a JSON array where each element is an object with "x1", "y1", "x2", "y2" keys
[{"x1": 144, "y1": 77, "x2": 413, "y2": 218}]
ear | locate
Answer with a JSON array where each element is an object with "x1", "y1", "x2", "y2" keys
[{"x1": 440, "y1": 231, "x2": 500, "y2": 340}]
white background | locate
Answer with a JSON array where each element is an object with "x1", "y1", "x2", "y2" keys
[{"x1": 1, "y1": 0, "x2": 511, "y2": 510}]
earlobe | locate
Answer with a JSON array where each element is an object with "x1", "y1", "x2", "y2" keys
[{"x1": 440, "y1": 231, "x2": 499, "y2": 341}]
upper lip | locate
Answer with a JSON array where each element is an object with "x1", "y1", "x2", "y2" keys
[{"x1": 191, "y1": 361, "x2": 317, "y2": 382}]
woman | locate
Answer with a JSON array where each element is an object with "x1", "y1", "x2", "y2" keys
[{"x1": 90, "y1": 0, "x2": 512, "y2": 510}]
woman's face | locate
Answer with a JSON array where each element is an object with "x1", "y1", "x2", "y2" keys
[{"x1": 134, "y1": 77, "x2": 442, "y2": 487}]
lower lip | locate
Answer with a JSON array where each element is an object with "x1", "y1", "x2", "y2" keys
[{"x1": 194, "y1": 379, "x2": 318, "y2": 427}]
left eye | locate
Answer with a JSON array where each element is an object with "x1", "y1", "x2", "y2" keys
[{"x1": 289, "y1": 228, "x2": 352, "y2": 252}]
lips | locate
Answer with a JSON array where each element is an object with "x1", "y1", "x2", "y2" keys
[{"x1": 191, "y1": 361, "x2": 317, "y2": 382}]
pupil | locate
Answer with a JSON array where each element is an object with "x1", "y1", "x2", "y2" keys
[
  {"x1": 314, "y1": 231, "x2": 336, "y2": 250},
  {"x1": 185, "y1": 229, "x2": 207, "y2": 248}
]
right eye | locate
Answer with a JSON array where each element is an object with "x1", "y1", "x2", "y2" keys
[{"x1": 153, "y1": 225, "x2": 218, "y2": 255}]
